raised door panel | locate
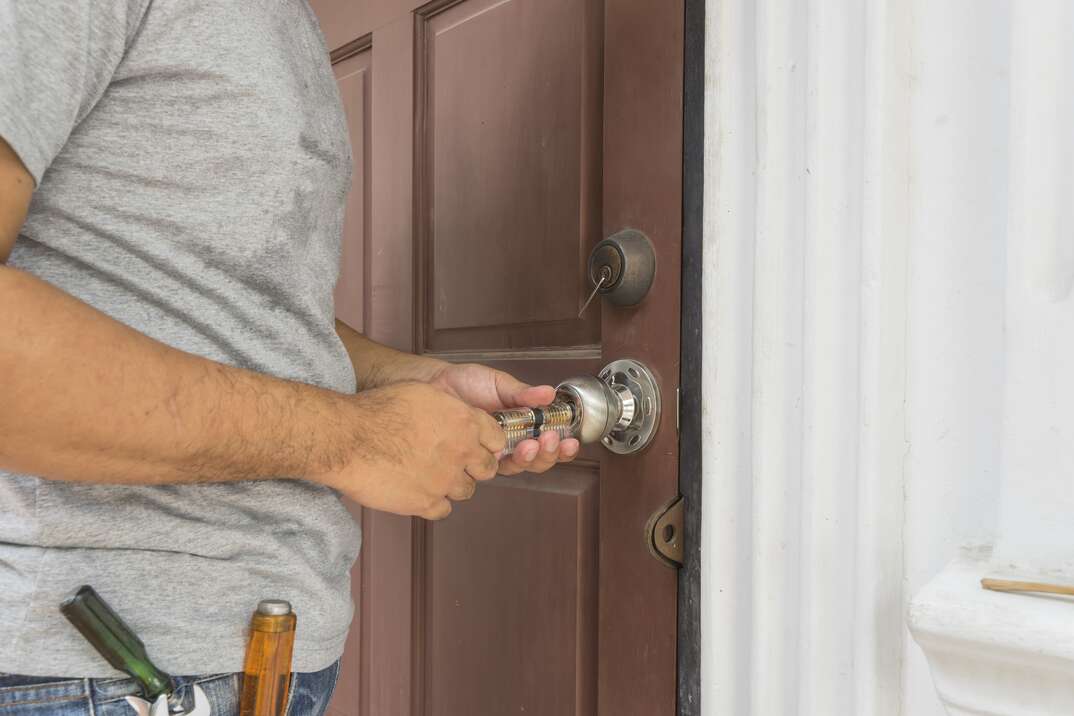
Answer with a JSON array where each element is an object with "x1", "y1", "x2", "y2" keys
[
  {"x1": 423, "y1": 467, "x2": 598, "y2": 716},
  {"x1": 412, "y1": 2, "x2": 606, "y2": 713},
  {"x1": 333, "y1": 47, "x2": 372, "y2": 333},
  {"x1": 416, "y1": 0, "x2": 603, "y2": 353}
]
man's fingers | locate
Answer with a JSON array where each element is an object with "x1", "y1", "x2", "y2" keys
[
  {"x1": 527, "y1": 431, "x2": 561, "y2": 473},
  {"x1": 511, "y1": 384, "x2": 557, "y2": 409},
  {"x1": 497, "y1": 460, "x2": 525, "y2": 476},
  {"x1": 558, "y1": 438, "x2": 581, "y2": 462},
  {"x1": 474, "y1": 409, "x2": 507, "y2": 454},
  {"x1": 448, "y1": 477, "x2": 477, "y2": 501},
  {"x1": 511, "y1": 439, "x2": 540, "y2": 464},
  {"x1": 422, "y1": 499, "x2": 452, "y2": 521},
  {"x1": 494, "y1": 371, "x2": 556, "y2": 409},
  {"x1": 498, "y1": 433, "x2": 582, "y2": 476},
  {"x1": 466, "y1": 451, "x2": 499, "y2": 481},
  {"x1": 500, "y1": 433, "x2": 560, "y2": 475},
  {"x1": 497, "y1": 438, "x2": 536, "y2": 476}
]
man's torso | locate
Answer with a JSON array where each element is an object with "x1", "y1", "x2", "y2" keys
[{"x1": 0, "y1": 0, "x2": 361, "y2": 676}]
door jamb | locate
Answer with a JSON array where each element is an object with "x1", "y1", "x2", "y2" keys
[{"x1": 677, "y1": 1, "x2": 704, "y2": 715}]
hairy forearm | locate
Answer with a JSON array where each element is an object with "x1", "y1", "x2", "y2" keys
[
  {"x1": 335, "y1": 319, "x2": 446, "y2": 390},
  {"x1": 0, "y1": 266, "x2": 365, "y2": 485}
]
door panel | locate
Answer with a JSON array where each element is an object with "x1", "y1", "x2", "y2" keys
[
  {"x1": 333, "y1": 48, "x2": 371, "y2": 334},
  {"x1": 415, "y1": 0, "x2": 602, "y2": 351},
  {"x1": 314, "y1": 1, "x2": 683, "y2": 714},
  {"x1": 423, "y1": 466, "x2": 598, "y2": 715}
]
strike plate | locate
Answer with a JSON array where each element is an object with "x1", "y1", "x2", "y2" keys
[{"x1": 646, "y1": 496, "x2": 684, "y2": 568}]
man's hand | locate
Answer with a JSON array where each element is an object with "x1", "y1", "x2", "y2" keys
[
  {"x1": 333, "y1": 320, "x2": 581, "y2": 477},
  {"x1": 428, "y1": 363, "x2": 581, "y2": 476},
  {"x1": 315, "y1": 382, "x2": 506, "y2": 520}
]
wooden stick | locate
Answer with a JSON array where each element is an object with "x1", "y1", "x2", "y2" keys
[{"x1": 981, "y1": 577, "x2": 1074, "y2": 597}]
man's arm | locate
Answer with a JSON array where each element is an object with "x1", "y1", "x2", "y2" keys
[
  {"x1": 335, "y1": 318, "x2": 444, "y2": 390},
  {"x1": 0, "y1": 132, "x2": 31, "y2": 262},
  {"x1": 0, "y1": 138, "x2": 502, "y2": 519}
]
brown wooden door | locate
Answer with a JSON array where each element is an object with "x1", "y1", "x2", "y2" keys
[{"x1": 313, "y1": 1, "x2": 683, "y2": 714}]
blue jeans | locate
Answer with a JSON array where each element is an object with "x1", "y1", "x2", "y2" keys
[{"x1": 0, "y1": 661, "x2": 340, "y2": 716}]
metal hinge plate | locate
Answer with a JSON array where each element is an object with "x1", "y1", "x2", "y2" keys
[{"x1": 646, "y1": 496, "x2": 685, "y2": 568}]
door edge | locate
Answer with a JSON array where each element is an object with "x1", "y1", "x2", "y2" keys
[{"x1": 677, "y1": 1, "x2": 704, "y2": 715}]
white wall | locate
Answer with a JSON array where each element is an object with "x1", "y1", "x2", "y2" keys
[{"x1": 699, "y1": 0, "x2": 1063, "y2": 713}]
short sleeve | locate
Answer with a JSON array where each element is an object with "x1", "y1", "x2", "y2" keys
[{"x1": 0, "y1": 0, "x2": 150, "y2": 185}]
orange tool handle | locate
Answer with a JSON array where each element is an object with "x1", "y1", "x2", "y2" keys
[{"x1": 239, "y1": 601, "x2": 296, "y2": 716}]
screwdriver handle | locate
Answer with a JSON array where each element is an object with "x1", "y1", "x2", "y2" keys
[
  {"x1": 239, "y1": 600, "x2": 297, "y2": 716},
  {"x1": 60, "y1": 585, "x2": 175, "y2": 702}
]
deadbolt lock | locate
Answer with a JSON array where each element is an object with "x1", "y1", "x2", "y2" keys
[
  {"x1": 494, "y1": 359, "x2": 662, "y2": 455},
  {"x1": 579, "y1": 229, "x2": 657, "y2": 316}
]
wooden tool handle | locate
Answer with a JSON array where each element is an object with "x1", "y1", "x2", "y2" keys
[
  {"x1": 239, "y1": 601, "x2": 297, "y2": 716},
  {"x1": 981, "y1": 577, "x2": 1074, "y2": 597}
]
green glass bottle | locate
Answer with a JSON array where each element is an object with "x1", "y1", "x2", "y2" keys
[{"x1": 60, "y1": 585, "x2": 176, "y2": 703}]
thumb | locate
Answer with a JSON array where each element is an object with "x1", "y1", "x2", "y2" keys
[{"x1": 494, "y1": 372, "x2": 556, "y2": 409}]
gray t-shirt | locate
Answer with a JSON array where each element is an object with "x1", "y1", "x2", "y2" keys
[{"x1": 0, "y1": 1, "x2": 361, "y2": 676}]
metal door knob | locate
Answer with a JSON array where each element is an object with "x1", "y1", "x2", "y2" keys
[{"x1": 494, "y1": 359, "x2": 661, "y2": 455}]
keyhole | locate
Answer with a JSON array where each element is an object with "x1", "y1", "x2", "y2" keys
[
  {"x1": 662, "y1": 524, "x2": 676, "y2": 543},
  {"x1": 577, "y1": 265, "x2": 614, "y2": 318}
]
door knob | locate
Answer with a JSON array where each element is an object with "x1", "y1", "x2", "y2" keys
[
  {"x1": 578, "y1": 229, "x2": 657, "y2": 316},
  {"x1": 494, "y1": 359, "x2": 661, "y2": 455}
]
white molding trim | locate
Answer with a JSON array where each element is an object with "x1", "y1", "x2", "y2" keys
[
  {"x1": 910, "y1": 556, "x2": 1074, "y2": 716},
  {"x1": 908, "y1": 3, "x2": 1074, "y2": 714},
  {"x1": 700, "y1": 0, "x2": 1068, "y2": 713},
  {"x1": 702, "y1": 0, "x2": 912, "y2": 712}
]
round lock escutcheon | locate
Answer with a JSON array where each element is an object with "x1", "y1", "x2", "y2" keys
[
  {"x1": 553, "y1": 359, "x2": 662, "y2": 455},
  {"x1": 587, "y1": 229, "x2": 656, "y2": 306},
  {"x1": 596, "y1": 358, "x2": 661, "y2": 455}
]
